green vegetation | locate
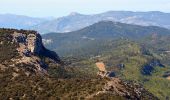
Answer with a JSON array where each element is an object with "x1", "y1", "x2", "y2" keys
[
  {"x1": 41, "y1": 21, "x2": 170, "y2": 99},
  {"x1": 0, "y1": 29, "x2": 19, "y2": 62},
  {"x1": 1, "y1": 23, "x2": 170, "y2": 99},
  {"x1": 42, "y1": 21, "x2": 170, "y2": 57},
  {"x1": 0, "y1": 66, "x2": 107, "y2": 99},
  {"x1": 0, "y1": 28, "x2": 124, "y2": 99},
  {"x1": 54, "y1": 39, "x2": 170, "y2": 99}
]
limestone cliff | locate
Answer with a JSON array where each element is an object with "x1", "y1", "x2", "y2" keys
[{"x1": 0, "y1": 28, "x2": 61, "y2": 75}]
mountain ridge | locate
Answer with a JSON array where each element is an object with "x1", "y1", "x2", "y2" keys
[
  {"x1": 1, "y1": 11, "x2": 170, "y2": 34},
  {"x1": 32, "y1": 11, "x2": 170, "y2": 33},
  {"x1": 0, "y1": 14, "x2": 52, "y2": 30},
  {"x1": 42, "y1": 21, "x2": 170, "y2": 57}
]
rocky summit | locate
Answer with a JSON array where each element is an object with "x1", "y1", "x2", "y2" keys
[{"x1": 0, "y1": 28, "x2": 61, "y2": 75}]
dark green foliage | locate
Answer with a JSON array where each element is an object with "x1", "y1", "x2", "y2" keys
[
  {"x1": 141, "y1": 60, "x2": 165, "y2": 75},
  {"x1": 42, "y1": 21, "x2": 170, "y2": 57},
  {"x1": 0, "y1": 66, "x2": 106, "y2": 99},
  {"x1": 0, "y1": 28, "x2": 38, "y2": 63},
  {"x1": 45, "y1": 38, "x2": 170, "y2": 99},
  {"x1": 0, "y1": 30, "x2": 18, "y2": 62}
]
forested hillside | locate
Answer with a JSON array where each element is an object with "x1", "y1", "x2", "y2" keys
[{"x1": 42, "y1": 22, "x2": 170, "y2": 99}]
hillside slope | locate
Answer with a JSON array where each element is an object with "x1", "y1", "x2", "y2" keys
[
  {"x1": 0, "y1": 28, "x2": 158, "y2": 99},
  {"x1": 42, "y1": 22, "x2": 170, "y2": 99},
  {"x1": 42, "y1": 21, "x2": 170, "y2": 57}
]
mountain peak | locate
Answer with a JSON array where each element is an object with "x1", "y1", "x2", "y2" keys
[{"x1": 69, "y1": 12, "x2": 82, "y2": 16}]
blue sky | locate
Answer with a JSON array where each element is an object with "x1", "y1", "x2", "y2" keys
[{"x1": 0, "y1": 0, "x2": 170, "y2": 18}]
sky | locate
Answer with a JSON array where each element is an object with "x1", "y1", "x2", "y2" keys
[{"x1": 0, "y1": 0, "x2": 170, "y2": 18}]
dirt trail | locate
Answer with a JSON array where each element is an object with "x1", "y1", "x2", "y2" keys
[
  {"x1": 167, "y1": 76, "x2": 170, "y2": 80},
  {"x1": 95, "y1": 62, "x2": 106, "y2": 72}
]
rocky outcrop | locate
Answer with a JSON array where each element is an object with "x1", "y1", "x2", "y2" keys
[
  {"x1": 87, "y1": 77, "x2": 158, "y2": 99},
  {"x1": 96, "y1": 62, "x2": 115, "y2": 78},
  {"x1": 94, "y1": 61, "x2": 157, "y2": 99},
  {"x1": 97, "y1": 71, "x2": 115, "y2": 78},
  {"x1": 12, "y1": 29, "x2": 61, "y2": 60},
  {"x1": 0, "y1": 28, "x2": 61, "y2": 75},
  {"x1": 101, "y1": 78, "x2": 158, "y2": 100}
]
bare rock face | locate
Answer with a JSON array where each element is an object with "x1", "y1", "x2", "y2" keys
[
  {"x1": 96, "y1": 78, "x2": 158, "y2": 100},
  {"x1": 13, "y1": 31, "x2": 43, "y2": 56},
  {"x1": 27, "y1": 33, "x2": 41, "y2": 53},
  {"x1": 97, "y1": 71, "x2": 115, "y2": 78},
  {"x1": 0, "y1": 28, "x2": 61, "y2": 75},
  {"x1": 12, "y1": 30, "x2": 61, "y2": 61},
  {"x1": 87, "y1": 75, "x2": 158, "y2": 99}
]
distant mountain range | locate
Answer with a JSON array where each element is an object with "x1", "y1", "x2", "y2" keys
[
  {"x1": 1, "y1": 11, "x2": 170, "y2": 33},
  {"x1": 31, "y1": 11, "x2": 170, "y2": 33},
  {"x1": 0, "y1": 14, "x2": 51, "y2": 29}
]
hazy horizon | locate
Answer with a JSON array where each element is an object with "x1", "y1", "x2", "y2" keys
[
  {"x1": 0, "y1": 10, "x2": 170, "y2": 19},
  {"x1": 1, "y1": 0, "x2": 170, "y2": 18}
]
